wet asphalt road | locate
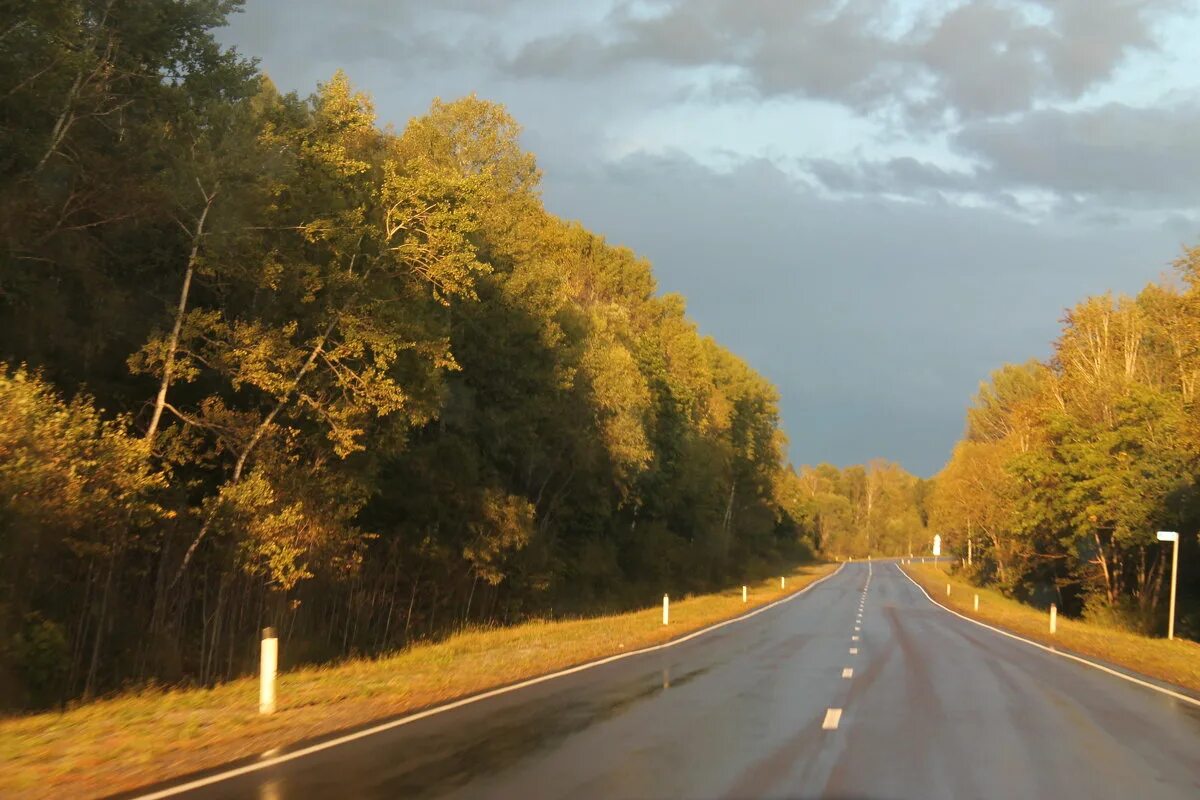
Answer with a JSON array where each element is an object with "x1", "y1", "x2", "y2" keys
[{"x1": 147, "y1": 561, "x2": 1200, "y2": 800}]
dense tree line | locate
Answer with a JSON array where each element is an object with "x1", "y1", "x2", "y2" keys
[
  {"x1": 931, "y1": 251, "x2": 1200, "y2": 639},
  {"x1": 0, "y1": 2, "x2": 816, "y2": 709},
  {"x1": 789, "y1": 461, "x2": 930, "y2": 559}
]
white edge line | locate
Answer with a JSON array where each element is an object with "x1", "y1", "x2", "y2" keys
[
  {"x1": 896, "y1": 564, "x2": 1200, "y2": 709},
  {"x1": 130, "y1": 563, "x2": 846, "y2": 799}
]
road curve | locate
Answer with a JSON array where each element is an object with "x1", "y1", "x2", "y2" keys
[{"x1": 127, "y1": 562, "x2": 1200, "y2": 800}]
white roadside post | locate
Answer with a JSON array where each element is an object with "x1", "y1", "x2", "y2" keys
[
  {"x1": 1049, "y1": 603, "x2": 1057, "y2": 635},
  {"x1": 781, "y1": 576, "x2": 786, "y2": 590},
  {"x1": 742, "y1": 585, "x2": 748, "y2": 603},
  {"x1": 1157, "y1": 531, "x2": 1180, "y2": 640},
  {"x1": 946, "y1": 584, "x2": 951, "y2": 597},
  {"x1": 259, "y1": 626, "x2": 277, "y2": 715},
  {"x1": 974, "y1": 594, "x2": 979, "y2": 612},
  {"x1": 663, "y1": 594, "x2": 670, "y2": 626}
]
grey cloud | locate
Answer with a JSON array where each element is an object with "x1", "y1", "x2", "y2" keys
[
  {"x1": 801, "y1": 101, "x2": 1200, "y2": 217},
  {"x1": 805, "y1": 156, "x2": 980, "y2": 196},
  {"x1": 505, "y1": 0, "x2": 1181, "y2": 121},
  {"x1": 957, "y1": 102, "x2": 1200, "y2": 206}
]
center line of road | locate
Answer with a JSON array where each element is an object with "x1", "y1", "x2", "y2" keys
[
  {"x1": 849, "y1": 647, "x2": 858, "y2": 654},
  {"x1": 822, "y1": 708, "x2": 843, "y2": 730},
  {"x1": 852, "y1": 635, "x2": 859, "y2": 641},
  {"x1": 842, "y1": 667, "x2": 853, "y2": 678}
]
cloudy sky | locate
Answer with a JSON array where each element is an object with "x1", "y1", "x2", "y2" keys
[{"x1": 219, "y1": 0, "x2": 1200, "y2": 476}]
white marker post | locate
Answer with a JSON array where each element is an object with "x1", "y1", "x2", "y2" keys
[
  {"x1": 781, "y1": 576, "x2": 786, "y2": 590},
  {"x1": 259, "y1": 627, "x2": 277, "y2": 715},
  {"x1": 1049, "y1": 603, "x2": 1057, "y2": 635},
  {"x1": 974, "y1": 594, "x2": 979, "y2": 612},
  {"x1": 1158, "y1": 531, "x2": 1180, "y2": 640},
  {"x1": 946, "y1": 584, "x2": 951, "y2": 597},
  {"x1": 742, "y1": 585, "x2": 748, "y2": 603},
  {"x1": 663, "y1": 594, "x2": 670, "y2": 626}
]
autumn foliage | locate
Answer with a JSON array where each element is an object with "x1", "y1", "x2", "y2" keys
[{"x1": 0, "y1": 2, "x2": 815, "y2": 708}]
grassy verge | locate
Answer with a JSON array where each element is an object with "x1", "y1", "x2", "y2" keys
[
  {"x1": 0, "y1": 563, "x2": 836, "y2": 799},
  {"x1": 903, "y1": 563, "x2": 1200, "y2": 695}
]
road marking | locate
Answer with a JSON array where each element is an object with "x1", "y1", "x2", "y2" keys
[
  {"x1": 822, "y1": 708, "x2": 843, "y2": 730},
  {"x1": 855, "y1": 625, "x2": 861, "y2": 631},
  {"x1": 842, "y1": 667, "x2": 853, "y2": 678},
  {"x1": 125, "y1": 566, "x2": 848, "y2": 799},
  {"x1": 852, "y1": 635, "x2": 859, "y2": 641},
  {"x1": 895, "y1": 565, "x2": 1200, "y2": 709},
  {"x1": 849, "y1": 647, "x2": 858, "y2": 654}
]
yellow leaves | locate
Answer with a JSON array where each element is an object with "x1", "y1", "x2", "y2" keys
[
  {"x1": 209, "y1": 453, "x2": 369, "y2": 592},
  {"x1": 306, "y1": 71, "x2": 377, "y2": 180},
  {"x1": 380, "y1": 158, "x2": 490, "y2": 304},
  {"x1": 579, "y1": 323, "x2": 653, "y2": 484},
  {"x1": 0, "y1": 365, "x2": 166, "y2": 545},
  {"x1": 464, "y1": 490, "x2": 535, "y2": 586}
]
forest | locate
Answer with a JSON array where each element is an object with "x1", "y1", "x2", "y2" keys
[
  {"x1": 12, "y1": 1, "x2": 1194, "y2": 718},
  {"x1": 931, "y1": 249, "x2": 1200, "y2": 639},
  {"x1": 0, "y1": 1, "x2": 898, "y2": 710}
]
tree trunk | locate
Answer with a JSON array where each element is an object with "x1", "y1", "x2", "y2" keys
[
  {"x1": 83, "y1": 548, "x2": 118, "y2": 700},
  {"x1": 145, "y1": 186, "x2": 215, "y2": 443}
]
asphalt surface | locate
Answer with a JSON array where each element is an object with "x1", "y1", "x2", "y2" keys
[{"x1": 142, "y1": 561, "x2": 1200, "y2": 799}]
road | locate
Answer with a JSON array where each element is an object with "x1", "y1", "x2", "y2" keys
[{"x1": 135, "y1": 561, "x2": 1200, "y2": 800}]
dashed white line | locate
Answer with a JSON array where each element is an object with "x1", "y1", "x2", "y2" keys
[
  {"x1": 842, "y1": 667, "x2": 853, "y2": 678},
  {"x1": 852, "y1": 635, "x2": 860, "y2": 641},
  {"x1": 849, "y1": 647, "x2": 859, "y2": 655},
  {"x1": 822, "y1": 708, "x2": 843, "y2": 730}
]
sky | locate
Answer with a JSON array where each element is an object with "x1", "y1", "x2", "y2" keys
[{"x1": 218, "y1": 0, "x2": 1200, "y2": 476}]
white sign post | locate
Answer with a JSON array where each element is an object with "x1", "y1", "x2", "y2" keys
[
  {"x1": 259, "y1": 627, "x2": 277, "y2": 715},
  {"x1": 932, "y1": 534, "x2": 942, "y2": 557},
  {"x1": 1158, "y1": 531, "x2": 1180, "y2": 640}
]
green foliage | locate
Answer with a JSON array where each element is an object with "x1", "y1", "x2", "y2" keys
[
  {"x1": 793, "y1": 460, "x2": 928, "y2": 558},
  {"x1": 934, "y1": 260, "x2": 1200, "y2": 635},
  {"x1": 0, "y1": 3, "x2": 821, "y2": 708}
]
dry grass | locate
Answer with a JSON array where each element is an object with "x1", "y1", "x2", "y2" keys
[
  {"x1": 904, "y1": 563, "x2": 1200, "y2": 695},
  {"x1": 0, "y1": 563, "x2": 835, "y2": 799}
]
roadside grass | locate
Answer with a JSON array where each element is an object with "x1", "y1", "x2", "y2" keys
[
  {"x1": 0, "y1": 563, "x2": 836, "y2": 799},
  {"x1": 903, "y1": 563, "x2": 1200, "y2": 695}
]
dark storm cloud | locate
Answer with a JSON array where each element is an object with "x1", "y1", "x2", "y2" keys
[{"x1": 506, "y1": 0, "x2": 1178, "y2": 120}]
